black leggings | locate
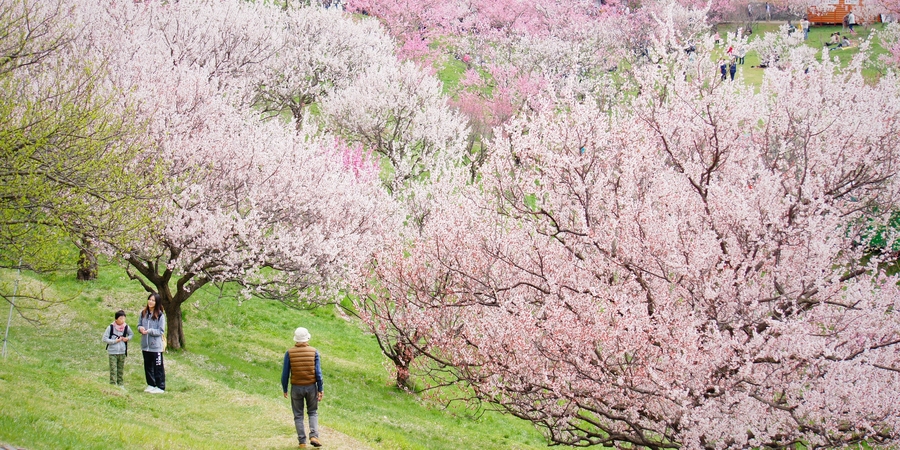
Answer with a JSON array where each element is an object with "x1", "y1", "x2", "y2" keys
[{"x1": 142, "y1": 351, "x2": 166, "y2": 390}]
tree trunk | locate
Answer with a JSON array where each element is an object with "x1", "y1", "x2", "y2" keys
[
  {"x1": 393, "y1": 341, "x2": 415, "y2": 390},
  {"x1": 161, "y1": 294, "x2": 186, "y2": 350},
  {"x1": 124, "y1": 255, "x2": 208, "y2": 351},
  {"x1": 396, "y1": 364, "x2": 411, "y2": 390},
  {"x1": 76, "y1": 240, "x2": 98, "y2": 281},
  {"x1": 370, "y1": 329, "x2": 420, "y2": 390}
]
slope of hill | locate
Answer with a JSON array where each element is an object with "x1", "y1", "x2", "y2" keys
[{"x1": 0, "y1": 266, "x2": 546, "y2": 450}]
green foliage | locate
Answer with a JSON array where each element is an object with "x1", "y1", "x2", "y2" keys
[
  {"x1": 864, "y1": 210, "x2": 900, "y2": 252},
  {"x1": 0, "y1": 1, "x2": 154, "y2": 276},
  {"x1": 437, "y1": 56, "x2": 468, "y2": 95},
  {"x1": 0, "y1": 266, "x2": 547, "y2": 449}
]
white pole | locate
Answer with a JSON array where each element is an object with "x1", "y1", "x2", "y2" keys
[{"x1": 2, "y1": 260, "x2": 22, "y2": 359}]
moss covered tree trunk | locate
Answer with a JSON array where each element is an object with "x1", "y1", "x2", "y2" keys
[{"x1": 76, "y1": 239, "x2": 98, "y2": 281}]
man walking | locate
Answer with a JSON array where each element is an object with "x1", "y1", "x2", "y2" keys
[{"x1": 282, "y1": 327, "x2": 324, "y2": 448}]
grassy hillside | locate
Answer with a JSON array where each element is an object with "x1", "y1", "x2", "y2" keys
[
  {"x1": 0, "y1": 265, "x2": 547, "y2": 450},
  {"x1": 716, "y1": 23, "x2": 890, "y2": 86}
]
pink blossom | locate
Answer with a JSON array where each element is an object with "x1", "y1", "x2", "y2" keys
[{"x1": 362, "y1": 35, "x2": 900, "y2": 447}]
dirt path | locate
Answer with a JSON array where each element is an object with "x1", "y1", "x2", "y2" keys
[{"x1": 286, "y1": 426, "x2": 373, "y2": 449}]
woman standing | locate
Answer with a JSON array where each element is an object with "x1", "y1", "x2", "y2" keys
[{"x1": 139, "y1": 293, "x2": 166, "y2": 393}]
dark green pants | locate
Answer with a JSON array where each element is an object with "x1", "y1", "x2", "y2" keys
[{"x1": 108, "y1": 353, "x2": 126, "y2": 385}]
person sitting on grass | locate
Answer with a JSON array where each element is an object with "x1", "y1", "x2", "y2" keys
[{"x1": 837, "y1": 36, "x2": 852, "y2": 48}]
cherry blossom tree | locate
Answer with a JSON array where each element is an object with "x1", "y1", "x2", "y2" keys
[
  {"x1": 346, "y1": 0, "x2": 605, "y2": 60},
  {"x1": 252, "y1": 6, "x2": 398, "y2": 128},
  {"x1": 878, "y1": 22, "x2": 900, "y2": 69},
  {"x1": 356, "y1": 0, "x2": 719, "y2": 390},
  {"x1": 878, "y1": 0, "x2": 900, "y2": 14},
  {"x1": 76, "y1": 0, "x2": 398, "y2": 349},
  {"x1": 347, "y1": 0, "x2": 720, "y2": 188},
  {"x1": 362, "y1": 34, "x2": 900, "y2": 448},
  {"x1": 318, "y1": 60, "x2": 468, "y2": 195},
  {"x1": 343, "y1": 0, "x2": 627, "y2": 136},
  {"x1": 124, "y1": 95, "x2": 392, "y2": 350}
]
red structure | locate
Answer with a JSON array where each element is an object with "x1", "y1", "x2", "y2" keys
[{"x1": 808, "y1": 0, "x2": 883, "y2": 24}]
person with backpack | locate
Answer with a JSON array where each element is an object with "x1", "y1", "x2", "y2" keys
[
  {"x1": 102, "y1": 310, "x2": 133, "y2": 388},
  {"x1": 138, "y1": 293, "x2": 167, "y2": 394}
]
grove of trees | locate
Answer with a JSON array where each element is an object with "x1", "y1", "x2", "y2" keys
[{"x1": 2, "y1": 0, "x2": 899, "y2": 447}]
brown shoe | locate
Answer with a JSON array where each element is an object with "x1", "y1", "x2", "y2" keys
[
  {"x1": 310, "y1": 437, "x2": 322, "y2": 447},
  {"x1": 298, "y1": 444, "x2": 306, "y2": 448}
]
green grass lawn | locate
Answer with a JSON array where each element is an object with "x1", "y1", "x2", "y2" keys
[
  {"x1": 0, "y1": 266, "x2": 547, "y2": 449},
  {"x1": 715, "y1": 22, "x2": 890, "y2": 86}
]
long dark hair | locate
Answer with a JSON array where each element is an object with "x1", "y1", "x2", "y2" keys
[{"x1": 142, "y1": 292, "x2": 165, "y2": 320}]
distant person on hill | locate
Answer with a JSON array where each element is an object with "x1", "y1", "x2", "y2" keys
[
  {"x1": 282, "y1": 327, "x2": 324, "y2": 448},
  {"x1": 720, "y1": 59, "x2": 727, "y2": 80},
  {"x1": 102, "y1": 309, "x2": 133, "y2": 388},
  {"x1": 847, "y1": 11, "x2": 856, "y2": 33},
  {"x1": 138, "y1": 293, "x2": 166, "y2": 394},
  {"x1": 729, "y1": 59, "x2": 737, "y2": 81}
]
